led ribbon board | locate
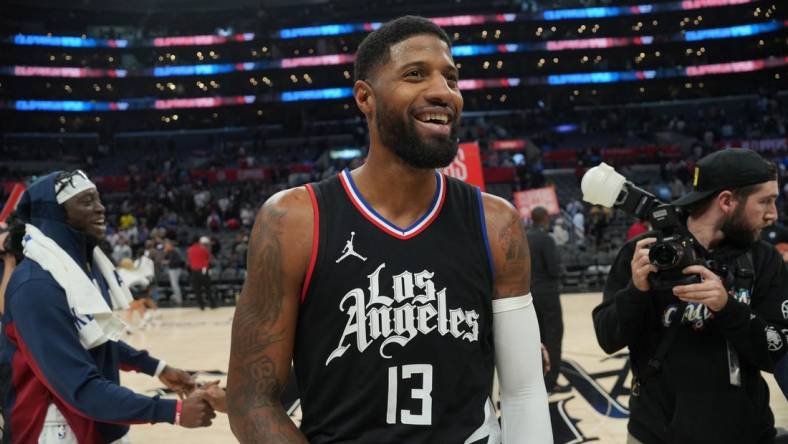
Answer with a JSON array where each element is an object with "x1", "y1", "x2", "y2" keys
[
  {"x1": 5, "y1": 21, "x2": 783, "y2": 79},
  {"x1": 6, "y1": 56, "x2": 784, "y2": 111},
  {"x1": 4, "y1": 0, "x2": 757, "y2": 47}
]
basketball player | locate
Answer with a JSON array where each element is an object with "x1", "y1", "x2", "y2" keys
[
  {"x1": 227, "y1": 16, "x2": 551, "y2": 443},
  {"x1": 0, "y1": 170, "x2": 215, "y2": 443}
]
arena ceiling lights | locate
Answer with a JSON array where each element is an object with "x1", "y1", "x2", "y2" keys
[
  {"x1": 4, "y1": 0, "x2": 758, "y2": 48},
  {"x1": 6, "y1": 56, "x2": 785, "y2": 111},
  {"x1": 4, "y1": 20, "x2": 783, "y2": 79}
]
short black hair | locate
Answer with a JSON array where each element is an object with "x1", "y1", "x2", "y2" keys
[
  {"x1": 531, "y1": 206, "x2": 549, "y2": 226},
  {"x1": 354, "y1": 15, "x2": 452, "y2": 83}
]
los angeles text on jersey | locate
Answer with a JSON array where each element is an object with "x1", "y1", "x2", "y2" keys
[{"x1": 325, "y1": 262, "x2": 480, "y2": 366}]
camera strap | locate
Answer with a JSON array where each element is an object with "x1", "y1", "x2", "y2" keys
[
  {"x1": 642, "y1": 301, "x2": 687, "y2": 380},
  {"x1": 725, "y1": 251, "x2": 754, "y2": 387}
]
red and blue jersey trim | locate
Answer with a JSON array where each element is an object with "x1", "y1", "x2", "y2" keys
[
  {"x1": 339, "y1": 168, "x2": 446, "y2": 240},
  {"x1": 300, "y1": 184, "x2": 320, "y2": 303}
]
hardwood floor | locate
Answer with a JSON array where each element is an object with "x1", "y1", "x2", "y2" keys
[{"x1": 122, "y1": 293, "x2": 788, "y2": 443}]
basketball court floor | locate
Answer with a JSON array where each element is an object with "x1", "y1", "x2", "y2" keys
[{"x1": 122, "y1": 292, "x2": 788, "y2": 443}]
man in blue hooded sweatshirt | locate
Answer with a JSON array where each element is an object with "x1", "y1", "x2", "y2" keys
[{"x1": 0, "y1": 170, "x2": 215, "y2": 443}]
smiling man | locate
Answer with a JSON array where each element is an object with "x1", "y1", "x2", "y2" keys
[
  {"x1": 594, "y1": 149, "x2": 788, "y2": 444},
  {"x1": 228, "y1": 16, "x2": 551, "y2": 444},
  {"x1": 0, "y1": 170, "x2": 215, "y2": 443}
]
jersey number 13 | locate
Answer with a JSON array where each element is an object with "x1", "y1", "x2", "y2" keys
[{"x1": 386, "y1": 364, "x2": 433, "y2": 426}]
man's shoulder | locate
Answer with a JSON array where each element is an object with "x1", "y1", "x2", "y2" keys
[
  {"x1": 248, "y1": 186, "x2": 314, "y2": 281},
  {"x1": 253, "y1": 187, "x2": 315, "y2": 242},
  {"x1": 7, "y1": 261, "x2": 67, "y2": 310},
  {"x1": 479, "y1": 192, "x2": 520, "y2": 240},
  {"x1": 479, "y1": 192, "x2": 517, "y2": 219},
  {"x1": 261, "y1": 186, "x2": 312, "y2": 219}
]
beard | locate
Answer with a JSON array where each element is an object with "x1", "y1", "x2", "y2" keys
[
  {"x1": 376, "y1": 100, "x2": 459, "y2": 169},
  {"x1": 721, "y1": 205, "x2": 759, "y2": 249}
]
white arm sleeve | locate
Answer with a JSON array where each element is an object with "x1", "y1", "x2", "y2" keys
[{"x1": 493, "y1": 294, "x2": 553, "y2": 444}]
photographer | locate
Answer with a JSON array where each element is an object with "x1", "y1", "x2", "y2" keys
[{"x1": 592, "y1": 149, "x2": 788, "y2": 444}]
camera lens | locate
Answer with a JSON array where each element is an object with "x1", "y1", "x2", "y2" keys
[{"x1": 649, "y1": 242, "x2": 682, "y2": 270}]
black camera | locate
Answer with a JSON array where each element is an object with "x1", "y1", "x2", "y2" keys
[
  {"x1": 613, "y1": 182, "x2": 703, "y2": 290},
  {"x1": 581, "y1": 163, "x2": 704, "y2": 290}
]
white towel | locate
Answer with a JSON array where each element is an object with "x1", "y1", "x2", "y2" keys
[{"x1": 22, "y1": 224, "x2": 132, "y2": 349}]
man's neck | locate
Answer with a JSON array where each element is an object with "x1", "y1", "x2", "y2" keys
[
  {"x1": 686, "y1": 214, "x2": 724, "y2": 250},
  {"x1": 350, "y1": 143, "x2": 439, "y2": 229}
]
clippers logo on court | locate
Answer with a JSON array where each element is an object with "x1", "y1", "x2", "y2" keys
[
  {"x1": 325, "y1": 263, "x2": 479, "y2": 366},
  {"x1": 765, "y1": 326, "x2": 784, "y2": 352},
  {"x1": 335, "y1": 231, "x2": 367, "y2": 263}
]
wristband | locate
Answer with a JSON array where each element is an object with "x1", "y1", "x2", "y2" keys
[
  {"x1": 175, "y1": 399, "x2": 183, "y2": 425},
  {"x1": 154, "y1": 360, "x2": 167, "y2": 378}
]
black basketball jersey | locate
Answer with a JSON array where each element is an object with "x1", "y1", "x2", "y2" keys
[{"x1": 294, "y1": 168, "x2": 499, "y2": 444}]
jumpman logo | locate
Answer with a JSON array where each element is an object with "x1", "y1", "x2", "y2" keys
[{"x1": 336, "y1": 231, "x2": 367, "y2": 263}]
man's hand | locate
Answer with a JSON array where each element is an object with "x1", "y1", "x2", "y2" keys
[
  {"x1": 540, "y1": 343, "x2": 550, "y2": 376},
  {"x1": 159, "y1": 366, "x2": 196, "y2": 399},
  {"x1": 195, "y1": 380, "x2": 227, "y2": 413},
  {"x1": 180, "y1": 391, "x2": 216, "y2": 428},
  {"x1": 631, "y1": 237, "x2": 658, "y2": 292},
  {"x1": 672, "y1": 265, "x2": 728, "y2": 312}
]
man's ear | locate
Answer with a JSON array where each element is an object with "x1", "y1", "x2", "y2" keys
[
  {"x1": 353, "y1": 80, "x2": 375, "y2": 119},
  {"x1": 718, "y1": 190, "x2": 737, "y2": 214}
]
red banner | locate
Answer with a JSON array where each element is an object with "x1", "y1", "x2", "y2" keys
[
  {"x1": 442, "y1": 142, "x2": 485, "y2": 191},
  {"x1": 513, "y1": 186, "x2": 560, "y2": 220},
  {"x1": 0, "y1": 183, "x2": 26, "y2": 223}
]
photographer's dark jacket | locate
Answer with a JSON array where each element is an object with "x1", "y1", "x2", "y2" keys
[{"x1": 594, "y1": 233, "x2": 788, "y2": 444}]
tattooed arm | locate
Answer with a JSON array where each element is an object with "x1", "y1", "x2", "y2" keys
[
  {"x1": 227, "y1": 188, "x2": 312, "y2": 444},
  {"x1": 482, "y1": 194, "x2": 552, "y2": 444},
  {"x1": 483, "y1": 194, "x2": 530, "y2": 300}
]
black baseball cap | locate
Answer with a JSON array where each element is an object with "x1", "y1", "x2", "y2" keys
[{"x1": 672, "y1": 148, "x2": 775, "y2": 207}]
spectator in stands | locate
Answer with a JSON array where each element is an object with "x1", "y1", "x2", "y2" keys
[
  {"x1": 570, "y1": 204, "x2": 585, "y2": 246},
  {"x1": 240, "y1": 204, "x2": 255, "y2": 228},
  {"x1": 527, "y1": 207, "x2": 567, "y2": 393},
  {"x1": 550, "y1": 218, "x2": 569, "y2": 246},
  {"x1": 206, "y1": 210, "x2": 221, "y2": 232},
  {"x1": 187, "y1": 235, "x2": 215, "y2": 310},
  {"x1": 232, "y1": 233, "x2": 249, "y2": 270},
  {"x1": 117, "y1": 257, "x2": 151, "y2": 328},
  {"x1": 588, "y1": 205, "x2": 611, "y2": 247},
  {"x1": 163, "y1": 239, "x2": 186, "y2": 306},
  {"x1": 217, "y1": 195, "x2": 231, "y2": 220},
  {"x1": 136, "y1": 241, "x2": 161, "y2": 318},
  {"x1": 112, "y1": 237, "x2": 132, "y2": 264},
  {"x1": 626, "y1": 218, "x2": 651, "y2": 241},
  {"x1": 119, "y1": 212, "x2": 136, "y2": 230},
  {"x1": 669, "y1": 176, "x2": 686, "y2": 201}
]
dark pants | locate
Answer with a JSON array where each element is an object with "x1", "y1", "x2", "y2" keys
[
  {"x1": 189, "y1": 269, "x2": 216, "y2": 309},
  {"x1": 532, "y1": 287, "x2": 563, "y2": 389}
]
